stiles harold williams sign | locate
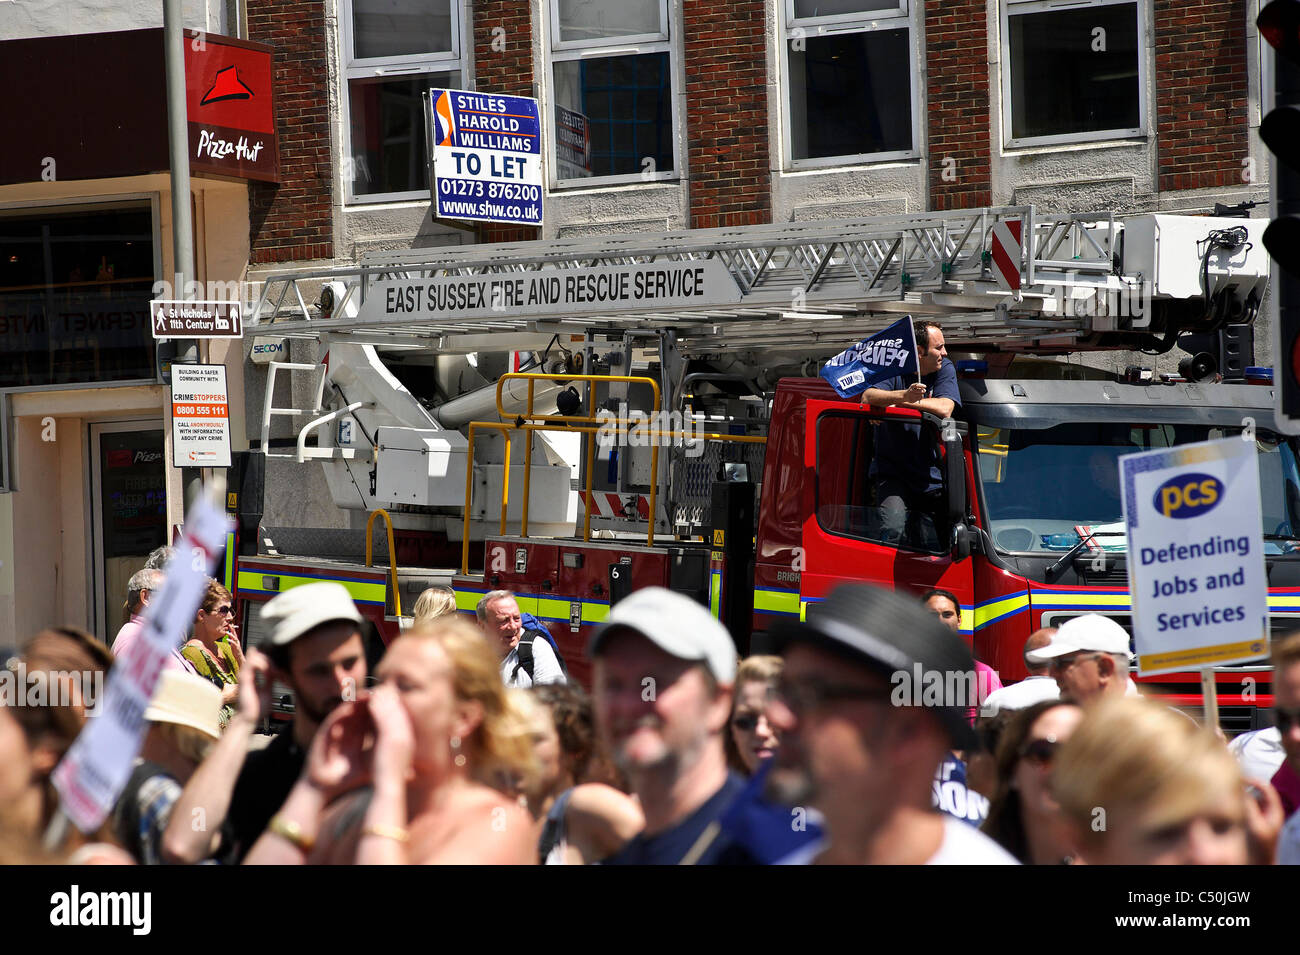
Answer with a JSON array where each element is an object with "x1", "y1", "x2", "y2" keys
[
  {"x1": 364, "y1": 261, "x2": 742, "y2": 322},
  {"x1": 151, "y1": 300, "x2": 243, "y2": 338}
]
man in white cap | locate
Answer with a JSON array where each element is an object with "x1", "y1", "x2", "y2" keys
[
  {"x1": 162, "y1": 582, "x2": 368, "y2": 863},
  {"x1": 588, "y1": 586, "x2": 754, "y2": 864},
  {"x1": 978, "y1": 628, "x2": 1061, "y2": 716},
  {"x1": 1025, "y1": 614, "x2": 1133, "y2": 707}
]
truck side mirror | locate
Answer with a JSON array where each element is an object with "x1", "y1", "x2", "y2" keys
[{"x1": 951, "y1": 522, "x2": 971, "y2": 561}]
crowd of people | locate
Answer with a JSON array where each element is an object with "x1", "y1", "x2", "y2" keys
[{"x1": 2, "y1": 549, "x2": 1299, "y2": 866}]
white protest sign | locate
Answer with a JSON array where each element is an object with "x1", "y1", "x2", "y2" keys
[
  {"x1": 172, "y1": 364, "x2": 231, "y2": 468},
  {"x1": 51, "y1": 493, "x2": 231, "y2": 833},
  {"x1": 1120, "y1": 435, "x2": 1269, "y2": 676}
]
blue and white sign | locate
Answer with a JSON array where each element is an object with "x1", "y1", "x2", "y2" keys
[
  {"x1": 1120, "y1": 435, "x2": 1269, "y2": 676},
  {"x1": 819, "y1": 316, "x2": 919, "y2": 399},
  {"x1": 430, "y1": 88, "x2": 543, "y2": 226}
]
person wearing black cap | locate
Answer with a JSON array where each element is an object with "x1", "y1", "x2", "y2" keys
[{"x1": 765, "y1": 584, "x2": 1018, "y2": 864}]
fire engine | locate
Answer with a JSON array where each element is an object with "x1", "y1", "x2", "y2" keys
[{"x1": 233, "y1": 205, "x2": 1287, "y2": 729}]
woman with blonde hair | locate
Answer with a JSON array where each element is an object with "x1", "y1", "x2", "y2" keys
[
  {"x1": 247, "y1": 616, "x2": 539, "y2": 864},
  {"x1": 1052, "y1": 697, "x2": 1268, "y2": 865},
  {"x1": 725, "y1": 655, "x2": 783, "y2": 776},
  {"x1": 411, "y1": 586, "x2": 458, "y2": 629}
]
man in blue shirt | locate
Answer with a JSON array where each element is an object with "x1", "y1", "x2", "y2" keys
[
  {"x1": 589, "y1": 587, "x2": 757, "y2": 864},
  {"x1": 861, "y1": 321, "x2": 961, "y2": 547}
]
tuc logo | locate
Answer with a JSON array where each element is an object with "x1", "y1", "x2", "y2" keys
[{"x1": 1153, "y1": 473, "x2": 1221, "y2": 519}]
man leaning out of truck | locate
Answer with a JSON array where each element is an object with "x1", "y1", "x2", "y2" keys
[{"x1": 861, "y1": 321, "x2": 961, "y2": 547}]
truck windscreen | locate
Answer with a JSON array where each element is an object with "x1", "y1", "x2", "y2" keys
[{"x1": 976, "y1": 422, "x2": 1300, "y2": 556}]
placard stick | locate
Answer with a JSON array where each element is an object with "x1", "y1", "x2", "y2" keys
[{"x1": 1200, "y1": 669, "x2": 1220, "y2": 731}]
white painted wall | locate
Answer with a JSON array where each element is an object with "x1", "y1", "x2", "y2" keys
[
  {"x1": 0, "y1": 0, "x2": 238, "y2": 42},
  {"x1": 302, "y1": 0, "x2": 1276, "y2": 258},
  {"x1": 765, "y1": 0, "x2": 926, "y2": 221}
]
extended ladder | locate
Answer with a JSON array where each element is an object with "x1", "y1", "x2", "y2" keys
[{"x1": 248, "y1": 206, "x2": 1129, "y2": 352}]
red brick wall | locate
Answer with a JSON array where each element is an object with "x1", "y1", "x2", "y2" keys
[
  {"x1": 925, "y1": 1, "x2": 992, "y2": 211},
  {"x1": 246, "y1": 0, "x2": 333, "y2": 264},
  {"x1": 683, "y1": 0, "x2": 770, "y2": 229},
  {"x1": 472, "y1": 0, "x2": 539, "y2": 243},
  {"x1": 1154, "y1": 0, "x2": 1249, "y2": 192}
]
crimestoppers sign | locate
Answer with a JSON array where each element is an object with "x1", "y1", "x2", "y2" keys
[
  {"x1": 1120, "y1": 436, "x2": 1269, "y2": 675},
  {"x1": 171, "y1": 365, "x2": 231, "y2": 468}
]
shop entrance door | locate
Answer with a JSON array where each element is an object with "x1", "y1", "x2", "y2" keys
[{"x1": 89, "y1": 422, "x2": 166, "y2": 643}]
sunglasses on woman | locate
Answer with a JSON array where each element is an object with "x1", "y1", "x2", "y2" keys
[
  {"x1": 732, "y1": 713, "x2": 765, "y2": 732},
  {"x1": 1017, "y1": 737, "x2": 1060, "y2": 767}
]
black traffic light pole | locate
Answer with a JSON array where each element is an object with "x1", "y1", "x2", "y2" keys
[{"x1": 1274, "y1": 49, "x2": 1300, "y2": 419}]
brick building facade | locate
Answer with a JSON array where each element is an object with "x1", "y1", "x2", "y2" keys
[{"x1": 240, "y1": 0, "x2": 1263, "y2": 268}]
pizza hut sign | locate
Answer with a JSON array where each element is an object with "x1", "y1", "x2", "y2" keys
[{"x1": 184, "y1": 32, "x2": 280, "y2": 183}]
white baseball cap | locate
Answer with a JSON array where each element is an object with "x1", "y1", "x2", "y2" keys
[
  {"x1": 1026, "y1": 614, "x2": 1131, "y2": 663},
  {"x1": 588, "y1": 587, "x2": 738, "y2": 684},
  {"x1": 260, "y1": 582, "x2": 363, "y2": 647}
]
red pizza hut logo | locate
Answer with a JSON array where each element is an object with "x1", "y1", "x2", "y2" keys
[
  {"x1": 106, "y1": 449, "x2": 132, "y2": 468},
  {"x1": 200, "y1": 65, "x2": 253, "y2": 106}
]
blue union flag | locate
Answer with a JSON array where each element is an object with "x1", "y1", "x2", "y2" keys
[{"x1": 819, "y1": 316, "x2": 920, "y2": 399}]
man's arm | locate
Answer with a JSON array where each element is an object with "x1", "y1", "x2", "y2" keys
[
  {"x1": 901, "y1": 396, "x2": 955, "y2": 419},
  {"x1": 531, "y1": 637, "x2": 566, "y2": 685},
  {"x1": 864, "y1": 387, "x2": 954, "y2": 419},
  {"x1": 862, "y1": 383, "x2": 924, "y2": 408},
  {"x1": 160, "y1": 650, "x2": 270, "y2": 864},
  {"x1": 566, "y1": 783, "x2": 645, "y2": 863}
]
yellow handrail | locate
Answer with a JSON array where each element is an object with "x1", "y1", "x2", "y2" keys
[
  {"x1": 459, "y1": 418, "x2": 767, "y2": 574},
  {"x1": 495, "y1": 371, "x2": 663, "y2": 425},
  {"x1": 365, "y1": 508, "x2": 402, "y2": 618}
]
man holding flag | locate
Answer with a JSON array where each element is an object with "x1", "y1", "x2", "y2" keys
[{"x1": 821, "y1": 318, "x2": 960, "y2": 546}]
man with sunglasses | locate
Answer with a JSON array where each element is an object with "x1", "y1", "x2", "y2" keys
[
  {"x1": 1024, "y1": 614, "x2": 1133, "y2": 707},
  {"x1": 111, "y1": 567, "x2": 195, "y2": 675},
  {"x1": 764, "y1": 584, "x2": 1017, "y2": 864}
]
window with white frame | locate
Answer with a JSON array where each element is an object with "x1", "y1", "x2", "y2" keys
[
  {"x1": 342, "y1": 0, "x2": 463, "y2": 201},
  {"x1": 1002, "y1": 0, "x2": 1144, "y2": 147},
  {"x1": 548, "y1": 0, "x2": 677, "y2": 184},
  {"x1": 782, "y1": 1, "x2": 918, "y2": 166}
]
